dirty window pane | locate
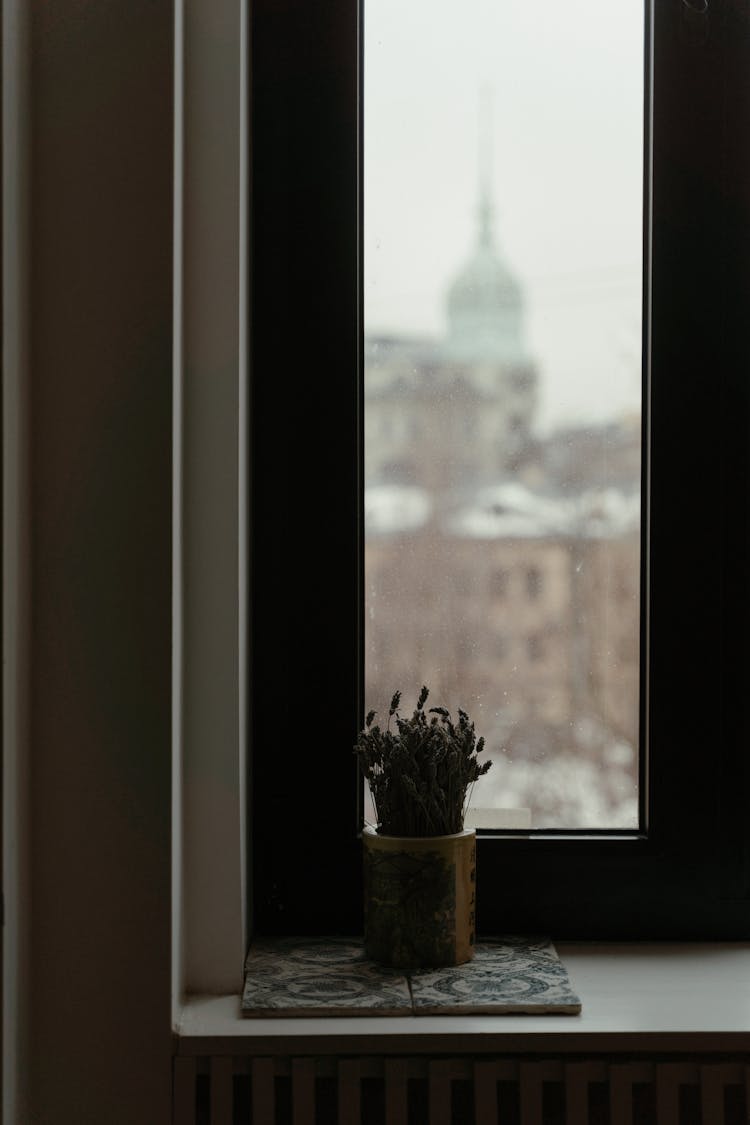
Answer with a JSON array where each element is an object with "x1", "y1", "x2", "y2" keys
[{"x1": 364, "y1": 0, "x2": 643, "y2": 828}]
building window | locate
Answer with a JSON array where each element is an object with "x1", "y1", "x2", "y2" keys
[
  {"x1": 251, "y1": 0, "x2": 750, "y2": 939},
  {"x1": 364, "y1": 0, "x2": 643, "y2": 832},
  {"x1": 491, "y1": 567, "x2": 509, "y2": 599},
  {"x1": 525, "y1": 566, "x2": 542, "y2": 601}
]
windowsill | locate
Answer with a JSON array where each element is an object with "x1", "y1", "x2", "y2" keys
[{"x1": 174, "y1": 942, "x2": 750, "y2": 1054}]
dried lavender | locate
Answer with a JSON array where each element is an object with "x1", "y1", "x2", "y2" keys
[{"x1": 354, "y1": 686, "x2": 492, "y2": 837}]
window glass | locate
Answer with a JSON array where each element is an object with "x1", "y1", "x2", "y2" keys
[{"x1": 364, "y1": 0, "x2": 643, "y2": 829}]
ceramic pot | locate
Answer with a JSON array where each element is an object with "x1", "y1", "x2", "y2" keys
[{"x1": 362, "y1": 826, "x2": 476, "y2": 969}]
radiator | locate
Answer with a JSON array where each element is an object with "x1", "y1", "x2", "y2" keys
[{"x1": 172, "y1": 1054, "x2": 750, "y2": 1124}]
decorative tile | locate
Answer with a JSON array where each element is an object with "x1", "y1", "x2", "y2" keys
[
  {"x1": 409, "y1": 935, "x2": 581, "y2": 1015},
  {"x1": 241, "y1": 936, "x2": 412, "y2": 1017},
  {"x1": 242, "y1": 935, "x2": 581, "y2": 1017}
]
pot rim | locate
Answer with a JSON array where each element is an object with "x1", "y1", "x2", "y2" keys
[{"x1": 362, "y1": 824, "x2": 475, "y2": 843}]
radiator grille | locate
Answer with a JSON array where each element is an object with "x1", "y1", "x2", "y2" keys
[{"x1": 173, "y1": 1055, "x2": 750, "y2": 1125}]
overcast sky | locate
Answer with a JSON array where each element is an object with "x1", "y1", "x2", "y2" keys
[{"x1": 364, "y1": 0, "x2": 645, "y2": 433}]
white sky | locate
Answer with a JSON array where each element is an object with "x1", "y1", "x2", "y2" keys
[{"x1": 364, "y1": 0, "x2": 645, "y2": 433}]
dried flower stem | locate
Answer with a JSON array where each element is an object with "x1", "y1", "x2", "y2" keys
[{"x1": 354, "y1": 686, "x2": 492, "y2": 837}]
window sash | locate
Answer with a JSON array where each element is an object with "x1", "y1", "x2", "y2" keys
[{"x1": 250, "y1": 0, "x2": 750, "y2": 938}]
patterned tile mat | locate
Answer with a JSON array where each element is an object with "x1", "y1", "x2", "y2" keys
[
  {"x1": 241, "y1": 936, "x2": 412, "y2": 1017},
  {"x1": 242, "y1": 935, "x2": 580, "y2": 1017},
  {"x1": 410, "y1": 935, "x2": 581, "y2": 1015}
]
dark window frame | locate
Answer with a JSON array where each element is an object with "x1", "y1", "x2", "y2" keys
[{"x1": 251, "y1": 0, "x2": 750, "y2": 939}]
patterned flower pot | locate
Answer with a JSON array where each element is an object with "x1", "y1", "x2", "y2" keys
[{"x1": 362, "y1": 826, "x2": 476, "y2": 969}]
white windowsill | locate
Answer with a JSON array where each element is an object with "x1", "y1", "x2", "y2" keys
[{"x1": 174, "y1": 943, "x2": 750, "y2": 1054}]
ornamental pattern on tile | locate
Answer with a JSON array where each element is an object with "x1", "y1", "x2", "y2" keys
[
  {"x1": 242, "y1": 935, "x2": 580, "y2": 1017},
  {"x1": 409, "y1": 935, "x2": 581, "y2": 1014},
  {"x1": 242, "y1": 936, "x2": 412, "y2": 1017}
]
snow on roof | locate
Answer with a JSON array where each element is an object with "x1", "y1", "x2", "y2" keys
[
  {"x1": 365, "y1": 481, "x2": 639, "y2": 540},
  {"x1": 364, "y1": 485, "x2": 432, "y2": 535}
]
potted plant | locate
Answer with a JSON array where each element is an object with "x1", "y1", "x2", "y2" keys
[{"x1": 354, "y1": 686, "x2": 492, "y2": 970}]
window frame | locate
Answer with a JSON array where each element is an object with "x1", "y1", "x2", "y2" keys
[{"x1": 250, "y1": 0, "x2": 750, "y2": 939}]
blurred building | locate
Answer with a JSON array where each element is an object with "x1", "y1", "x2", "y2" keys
[
  {"x1": 365, "y1": 178, "x2": 537, "y2": 491},
  {"x1": 366, "y1": 484, "x2": 639, "y2": 737}
]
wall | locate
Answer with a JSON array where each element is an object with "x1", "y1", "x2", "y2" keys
[
  {"x1": 19, "y1": 2, "x2": 174, "y2": 1120},
  {"x1": 180, "y1": 0, "x2": 245, "y2": 999}
]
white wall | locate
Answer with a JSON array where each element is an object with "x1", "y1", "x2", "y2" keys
[{"x1": 179, "y1": 0, "x2": 246, "y2": 999}]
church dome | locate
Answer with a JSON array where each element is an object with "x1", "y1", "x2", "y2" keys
[
  {"x1": 445, "y1": 197, "x2": 526, "y2": 363},
  {"x1": 447, "y1": 242, "x2": 521, "y2": 320}
]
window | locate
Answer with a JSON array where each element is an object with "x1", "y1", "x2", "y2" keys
[
  {"x1": 491, "y1": 567, "x2": 509, "y2": 599},
  {"x1": 251, "y1": 0, "x2": 750, "y2": 938},
  {"x1": 526, "y1": 566, "x2": 543, "y2": 601}
]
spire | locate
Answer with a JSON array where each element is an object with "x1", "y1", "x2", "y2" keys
[
  {"x1": 478, "y1": 84, "x2": 494, "y2": 248},
  {"x1": 444, "y1": 85, "x2": 526, "y2": 362}
]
